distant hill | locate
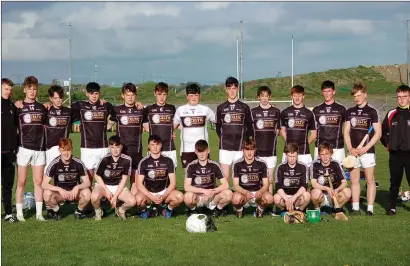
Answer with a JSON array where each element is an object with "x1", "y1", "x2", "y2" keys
[
  {"x1": 10, "y1": 64, "x2": 408, "y2": 105},
  {"x1": 205, "y1": 64, "x2": 408, "y2": 102}
]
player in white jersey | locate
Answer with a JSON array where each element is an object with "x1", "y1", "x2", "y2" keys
[{"x1": 173, "y1": 83, "x2": 216, "y2": 169}]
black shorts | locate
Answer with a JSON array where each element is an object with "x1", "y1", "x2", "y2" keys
[
  {"x1": 123, "y1": 149, "x2": 142, "y2": 170},
  {"x1": 180, "y1": 152, "x2": 210, "y2": 168}
]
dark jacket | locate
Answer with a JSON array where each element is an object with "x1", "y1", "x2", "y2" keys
[
  {"x1": 381, "y1": 106, "x2": 410, "y2": 153},
  {"x1": 1, "y1": 97, "x2": 19, "y2": 152}
]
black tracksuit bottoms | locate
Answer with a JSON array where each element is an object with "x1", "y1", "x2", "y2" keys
[
  {"x1": 1, "y1": 152, "x2": 16, "y2": 215},
  {"x1": 389, "y1": 151, "x2": 410, "y2": 209}
]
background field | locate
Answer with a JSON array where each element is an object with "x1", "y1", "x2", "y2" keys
[{"x1": 2, "y1": 128, "x2": 410, "y2": 266}]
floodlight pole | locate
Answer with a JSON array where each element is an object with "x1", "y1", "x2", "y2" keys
[
  {"x1": 407, "y1": 19, "x2": 409, "y2": 86},
  {"x1": 240, "y1": 20, "x2": 244, "y2": 99},
  {"x1": 68, "y1": 23, "x2": 72, "y2": 106},
  {"x1": 291, "y1": 34, "x2": 294, "y2": 88},
  {"x1": 236, "y1": 36, "x2": 239, "y2": 98}
]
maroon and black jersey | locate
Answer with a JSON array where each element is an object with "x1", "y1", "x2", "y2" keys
[
  {"x1": 280, "y1": 106, "x2": 316, "y2": 155},
  {"x1": 137, "y1": 155, "x2": 175, "y2": 193},
  {"x1": 275, "y1": 162, "x2": 308, "y2": 195},
  {"x1": 312, "y1": 102, "x2": 346, "y2": 149},
  {"x1": 96, "y1": 154, "x2": 132, "y2": 186},
  {"x1": 311, "y1": 159, "x2": 346, "y2": 188},
  {"x1": 251, "y1": 105, "x2": 281, "y2": 156},
  {"x1": 45, "y1": 155, "x2": 87, "y2": 191},
  {"x1": 71, "y1": 100, "x2": 114, "y2": 149},
  {"x1": 143, "y1": 104, "x2": 176, "y2": 151},
  {"x1": 110, "y1": 104, "x2": 145, "y2": 153},
  {"x1": 45, "y1": 106, "x2": 72, "y2": 150},
  {"x1": 17, "y1": 101, "x2": 47, "y2": 151},
  {"x1": 345, "y1": 103, "x2": 380, "y2": 154},
  {"x1": 233, "y1": 157, "x2": 267, "y2": 192},
  {"x1": 185, "y1": 159, "x2": 224, "y2": 189},
  {"x1": 216, "y1": 100, "x2": 253, "y2": 151}
]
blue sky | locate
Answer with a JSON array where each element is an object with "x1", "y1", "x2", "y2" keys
[{"x1": 1, "y1": 1, "x2": 409, "y2": 85}]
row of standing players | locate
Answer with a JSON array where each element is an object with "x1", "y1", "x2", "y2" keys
[{"x1": 0, "y1": 76, "x2": 405, "y2": 221}]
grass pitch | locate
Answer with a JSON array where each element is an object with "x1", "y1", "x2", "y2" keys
[{"x1": 2, "y1": 130, "x2": 410, "y2": 266}]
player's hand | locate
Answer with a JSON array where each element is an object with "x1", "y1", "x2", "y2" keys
[
  {"x1": 242, "y1": 190, "x2": 252, "y2": 200},
  {"x1": 100, "y1": 99, "x2": 107, "y2": 104},
  {"x1": 105, "y1": 190, "x2": 113, "y2": 201},
  {"x1": 69, "y1": 187, "x2": 79, "y2": 200},
  {"x1": 327, "y1": 187, "x2": 335, "y2": 197},
  {"x1": 172, "y1": 132, "x2": 176, "y2": 140},
  {"x1": 254, "y1": 191, "x2": 262, "y2": 199},
  {"x1": 14, "y1": 100, "x2": 24, "y2": 109},
  {"x1": 202, "y1": 189, "x2": 214, "y2": 198},
  {"x1": 135, "y1": 101, "x2": 144, "y2": 110},
  {"x1": 59, "y1": 188, "x2": 71, "y2": 200},
  {"x1": 151, "y1": 195, "x2": 162, "y2": 205},
  {"x1": 286, "y1": 197, "x2": 295, "y2": 211},
  {"x1": 356, "y1": 147, "x2": 368, "y2": 156},
  {"x1": 348, "y1": 148, "x2": 359, "y2": 157},
  {"x1": 110, "y1": 195, "x2": 118, "y2": 208},
  {"x1": 43, "y1": 102, "x2": 51, "y2": 110}
]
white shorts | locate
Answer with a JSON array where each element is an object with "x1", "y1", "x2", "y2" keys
[
  {"x1": 81, "y1": 148, "x2": 110, "y2": 170},
  {"x1": 320, "y1": 192, "x2": 334, "y2": 208},
  {"x1": 258, "y1": 156, "x2": 277, "y2": 169},
  {"x1": 354, "y1": 153, "x2": 376, "y2": 169},
  {"x1": 95, "y1": 183, "x2": 121, "y2": 195},
  {"x1": 195, "y1": 193, "x2": 217, "y2": 210},
  {"x1": 46, "y1": 145, "x2": 60, "y2": 169},
  {"x1": 17, "y1": 147, "x2": 45, "y2": 166},
  {"x1": 244, "y1": 192, "x2": 258, "y2": 208},
  {"x1": 219, "y1": 150, "x2": 243, "y2": 165},
  {"x1": 314, "y1": 147, "x2": 345, "y2": 164},
  {"x1": 282, "y1": 153, "x2": 313, "y2": 167},
  {"x1": 161, "y1": 150, "x2": 177, "y2": 168},
  {"x1": 150, "y1": 188, "x2": 167, "y2": 197}
]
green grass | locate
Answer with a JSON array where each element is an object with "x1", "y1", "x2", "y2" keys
[{"x1": 2, "y1": 130, "x2": 410, "y2": 266}]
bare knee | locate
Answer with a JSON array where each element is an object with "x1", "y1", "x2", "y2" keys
[
  {"x1": 43, "y1": 190, "x2": 53, "y2": 201},
  {"x1": 273, "y1": 194, "x2": 282, "y2": 205},
  {"x1": 135, "y1": 194, "x2": 146, "y2": 207},
  {"x1": 311, "y1": 189, "x2": 322, "y2": 201},
  {"x1": 222, "y1": 190, "x2": 233, "y2": 201},
  {"x1": 174, "y1": 191, "x2": 184, "y2": 204},
  {"x1": 232, "y1": 193, "x2": 243, "y2": 205}
]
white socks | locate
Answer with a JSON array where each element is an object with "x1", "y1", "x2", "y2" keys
[
  {"x1": 367, "y1": 205, "x2": 374, "y2": 212},
  {"x1": 16, "y1": 203, "x2": 23, "y2": 217},
  {"x1": 36, "y1": 202, "x2": 43, "y2": 216},
  {"x1": 352, "y1": 202, "x2": 360, "y2": 211}
]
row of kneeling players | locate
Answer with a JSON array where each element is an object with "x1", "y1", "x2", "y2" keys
[{"x1": 41, "y1": 135, "x2": 351, "y2": 221}]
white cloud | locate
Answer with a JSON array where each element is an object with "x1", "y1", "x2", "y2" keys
[
  {"x1": 296, "y1": 40, "x2": 330, "y2": 56},
  {"x1": 192, "y1": 27, "x2": 240, "y2": 46},
  {"x1": 195, "y1": 2, "x2": 231, "y2": 11},
  {"x1": 302, "y1": 19, "x2": 374, "y2": 36}
]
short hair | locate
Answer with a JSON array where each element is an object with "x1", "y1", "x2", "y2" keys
[
  {"x1": 321, "y1": 80, "x2": 335, "y2": 91},
  {"x1": 58, "y1": 138, "x2": 73, "y2": 151},
  {"x1": 257, "y1": 86, "x2": 271, "y2": 97},
  {"x1": 290, "y1": 85, "x2": 305, "y2": 95},
  {"x1": 86, "y1": 82, "x2": 101, "y2": 93},
  {"x1": 122, "y1": 82, "x2": 137, "y2": 95},
  {"x1": 225, "y1": 76, "x2": 239, "y2": 87},
  {"x1": 1, "y1": 78, "x2": 13, "y2": 87},
  {"x1": 108, "y1": 135, "x2": 122, "y2": 146},
  {"x1": 242, "y1": 139, "x2": 256, "y2": 150},
  {"x1": 195, "y1": 139, "x2": 209, "y2": 152},
  {"x1": 284, "y1": 142, "x2": 299, "y2": 154},
  {"x1": 148, "y1": 134, "x2": 162, "y2": 145},
  {"x1": 396, "y1": 85, "x2": 410, "y2": 94},
  {"x1": 154, "y1": 82, "x2": 168, "y2": 94},
  {"x1": 48, "y1": 85, "x2": 64, "y2": 98},
  {"x1": 351, "y1": 82, "x2": 367, "y2": 95},
  {"x1": 318, "y1": 142, "x2": 333, "y2": 154},
  {"x1": 186, "y1": 83, "x2": 201, "y2": 95},
  {"x1": 23, "y1": 76, "x2": 38, "y2": 88}
]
